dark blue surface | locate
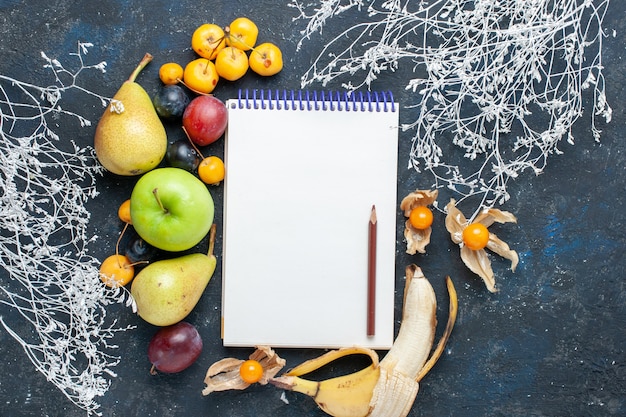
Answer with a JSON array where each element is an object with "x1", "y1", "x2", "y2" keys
[{"x1": 0, "y1": 1, "x2": 624, "y2": 416}]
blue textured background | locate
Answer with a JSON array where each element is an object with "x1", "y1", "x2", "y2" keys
[{"x1": 0, "y1": 1, "x2": 624, "y2": 416}]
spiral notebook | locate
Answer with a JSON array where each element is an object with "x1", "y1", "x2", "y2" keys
[{"x1": 221, "y1": 90, "x2": 399, "y2": 349}]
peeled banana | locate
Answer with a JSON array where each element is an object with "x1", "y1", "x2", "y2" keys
[{"x1": 270, "y1": 265, "x2": 458, "y2": 417}]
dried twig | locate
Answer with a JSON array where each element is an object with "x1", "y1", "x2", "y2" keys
[
  {"x1": 0, "y1": 42, "x2": 134, "y2": 415},
  {"x1": 291, "y1": 0, "x2": 611, "y2": 219}
]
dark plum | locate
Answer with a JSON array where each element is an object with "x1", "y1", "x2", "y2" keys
[
  {"x1": 153, "y1": 84, "x2": 190, "y2": 120},
  {"x1": 125, "y1": 233, "x2": 159, "y2": 264},
  {"x1": 148, "y1": 322, "x2": 203, "y2": 374},
  {"x1": 165, "y1": 139, "x2": 201, "y2": 171}
]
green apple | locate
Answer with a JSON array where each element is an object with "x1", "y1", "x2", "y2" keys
[{"x1": 130, "y1": 167, "x2": 214, "y2": 252}]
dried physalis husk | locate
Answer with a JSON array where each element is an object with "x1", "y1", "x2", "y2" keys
[
  {"x1": 400, "y1": 189, "x2": 438, "y2": 254},
  {"x1": 445, "y1": 199, "x2": 518, "y2": 292},
  {"x1": 202, "y1": 345, "x2": 286, "y2": 395}
]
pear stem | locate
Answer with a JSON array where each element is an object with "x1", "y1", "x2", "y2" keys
[
  {"x1": 152, "y1": 188, "x2": 169, "y2": 214},
  {"x1": 207, "y1": 223, "x2": 217, "y2": 258},
  {"x1": 128, "y1": 53, "x2": 153, "y2": 83}
]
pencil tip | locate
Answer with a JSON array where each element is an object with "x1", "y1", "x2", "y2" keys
[{"x1": 370, "y1": 205, "x2": 377, "y2": 223}]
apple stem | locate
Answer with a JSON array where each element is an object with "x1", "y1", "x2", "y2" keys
[
  {"x1": 152, "y1": 188, "x2": 169, "y2": 214},
  {"x1": 128, "y1": 53, "x2": 153, "y2": 83},
  {"x1": 207, "y1": 223, "x2": 217, "y2": 258},
  {"x1": 150, "y1": 364, "x2": 158, "y2": 376}
]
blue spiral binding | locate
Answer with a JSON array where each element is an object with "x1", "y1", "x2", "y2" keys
[{"x1": 235, "y1": 89, "x2": 395, "y2": 112}]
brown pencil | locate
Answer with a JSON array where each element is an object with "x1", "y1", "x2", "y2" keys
[{"x1": 367, "y1": 205, "x2": 377, "y2": 337}]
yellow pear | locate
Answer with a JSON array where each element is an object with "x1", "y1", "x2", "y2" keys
[
  {"x1": 94, "y1": 53, "x2": 167, "y2": 176},
  {"x1": 131, "y1": 224, "x2": 217, "y2": 326}
]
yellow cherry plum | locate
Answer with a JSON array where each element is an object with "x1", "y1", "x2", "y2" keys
[{"x1": 249, "y1": 42, "x2": 283, "y2": 76}]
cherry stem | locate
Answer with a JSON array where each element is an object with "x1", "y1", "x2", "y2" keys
[
  {"x1": 177, "y1": 78, "x2": 211, "y2": 96},
  {"x1": 115, "y1": 223, "x2": 129, "y2": 267},
  {"x1": 128, "y1": 53, "x2": 153, "y2": 83},
  {"x1": 182, "y1": 126, "x2": 205, "y2": 159},
  {"x1": 202, "y1": 58, "x2": 210, "y2": 76},
  {"x1": 152, "y1": 188, "x2": 168, "y2": 214},
  {"x1": 224, "y1": 26, "x2": 255, "y2": 51},
  {"x1": 222, "y1": 27, "x2": 236, "y2": 59}
]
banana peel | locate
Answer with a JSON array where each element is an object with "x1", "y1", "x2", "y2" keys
[
  {"x1": 270, "y1": 265, "x2": 458, "y2": 417},
  {"x1": 271, "y1": 347, "x2": 380, "y2": 417},
  {"x1": 201, "y1": 265, "x2": 457, "y2": 417}
]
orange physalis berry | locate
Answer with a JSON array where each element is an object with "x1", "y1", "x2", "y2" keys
[
  {"x1": 408, "y1": 206, "x2": 433, "y2": 230},
  {"x1": 462, "y1": 223, "x2": 490, "y2": 250},
  {"x1": 239, "y1": 359, "x2": 264, "y2": 384}
]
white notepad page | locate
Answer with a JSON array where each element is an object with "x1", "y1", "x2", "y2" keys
[{"x1": 222, "y1": 91, "x2": 399, "y2": 349}]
